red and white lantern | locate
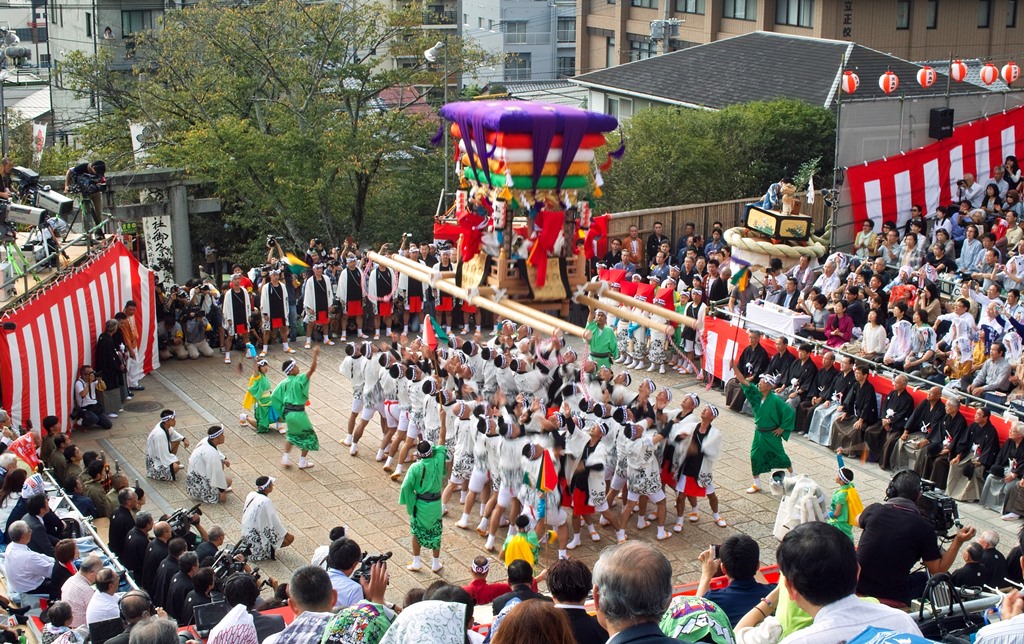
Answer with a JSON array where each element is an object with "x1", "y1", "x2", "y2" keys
[
  {"x1": 879, "y1": 70, "x2": 900, "y2": 94},
  {"x1": 980, "y1": 62, "x2": 999, "y2": 85},
  {"x1": 842, "y1": 71, "x2": 860, "y2": 94},
  {"x1": 917, "y1": 65, "x2": 936, "y2": 88},
  {"x1": 1003, "y1": 61, "x2": 1021, "y2": 84},
  {"x1": 950, "y1": 59, "x2": 967, "y2": 82}
]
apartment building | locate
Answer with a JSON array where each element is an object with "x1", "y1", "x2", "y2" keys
[{"x1": 578, "y1": 0, "x2": 1022, "y2": 76}]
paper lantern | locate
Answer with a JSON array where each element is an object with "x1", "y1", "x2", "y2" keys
[
  {"x1": 1003, "y1": 61, "x2": 1021, "y2": 84},
  {"x1": 917, "y1": 66, "x2": 936, "y2": 88},
  {"x1": 842, "y1": 71, "x2": 860, "y2": 94},
  {"x1": 980, "y1": 62, "x2": 999, "y2": 85},
  {"x1": 950, "y1": 59, "x2": 967, "y2": 82},
  {"x1": 879, "y1": 70, "x2": 900, "y2": 94}
]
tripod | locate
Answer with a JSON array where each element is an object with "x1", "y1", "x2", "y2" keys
[{"x1": 63, "y1": 193, "x2": 102, "y2": 243}]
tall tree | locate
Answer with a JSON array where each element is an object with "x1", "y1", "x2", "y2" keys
[{"x1": 60, "y1": 0, "x2": 489, "y2": 246}]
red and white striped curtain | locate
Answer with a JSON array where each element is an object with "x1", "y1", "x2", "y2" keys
[
  {"x1": 0, "y1": 241, "x2": 160, "y2": 432},
  {"x1": 847, "y1": 105, "x2": 1024, "y2": 232}
]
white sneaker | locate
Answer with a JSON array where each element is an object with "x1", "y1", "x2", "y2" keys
[
  {"x1": 646, "y1": 363, "x2": 655, "y2": 372},
  {"x1": 588, "y1": 527, "x2": 601, "y2": 542},
  {"x1": 239, "y1": 413, "x2": 248, "y2": 426},
  {"x1": 298, "y1": 458, "x2": 315, "y2": 470},
  {"x1": 1002, "y1": 512, "x2": 1021, "y2": 521},
  {"x1": 350, "y1": 443, "x2": 359, "y2": 456},
  {"x1": 342, "y1": 435, "x2": 353, "y2": 446},
  {"x1": 566, "y1": 535, "x2": 581, "y2": 550},
  {"x1": 432, "y1": 561, "x2": 444, "y2": 573},
  {"x1": 659, "y1": 365, "x2": 666, "y2": 374},
  {"x1": 108, "y1": 413, "x2": 119, "y2": 418},
  {"x1": 635, "y1": 361, "x2": 647, "y2": 371},
  {"x1": 614, "y1": 357, "x2": 626, "y2": 364},
  {"x1": 281, "y1": 453, "x2": 291, "y2": 468}
]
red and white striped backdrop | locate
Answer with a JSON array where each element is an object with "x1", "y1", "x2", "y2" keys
[
  {"x1": 847, "y1": 106, "x2": 1024, "y2": 232},
  {"x1": 0, "y1": 241, "x2": 159, "y2": 432}
]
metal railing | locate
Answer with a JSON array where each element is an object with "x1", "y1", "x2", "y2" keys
[
  {"x1": 1, "y1": 215, "x2": 114, "y2": 310},
  {"x1": 422, "y1": 9, "x2": 458, "y2": 24}
]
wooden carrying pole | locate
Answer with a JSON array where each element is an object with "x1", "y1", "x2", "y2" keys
[
  {"x1": 576, "y1": 294, "x2": 674, "y2": 337},
  {"x1": 367, "y1": 252, "x2": 589, "y2": 340},
  {"x1": 584, "y1": 282, "x2": 697, "y2": 329}
]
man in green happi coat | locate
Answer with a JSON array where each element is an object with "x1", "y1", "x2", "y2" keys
[
  {"x1": 271, "y1": 346, "x2": 320, "y2": 470},
  {"x1": 585, "y1": 308, "x2": 619, "y2": 368},
  {"x1": 399, "y1": 407, "x2": 448, "y2": 573},
  {"x1": 732, "y1": 363, "x2": 794, "y2": 494}
]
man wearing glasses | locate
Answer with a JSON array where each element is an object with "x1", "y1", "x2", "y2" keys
[{"x1": 73, "y1": 365, "x2": 113, "y2": 429}]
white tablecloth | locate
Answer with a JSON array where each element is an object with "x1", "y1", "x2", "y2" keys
[{"x1": 745, "y1": 300, "x2": 811, "y2": 338}]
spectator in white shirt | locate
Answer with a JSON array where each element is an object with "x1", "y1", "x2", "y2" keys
[
  {"x1": 811, "y1": 261, "x2": 840, "y2": 298},
  {"x1": 61, "y1": 555, "x2": 102, "y2": 628},
  {"x1": 936, "y1": 298, "x2": 978, "y2": 358},
  {"x1": 4, "y1": 520, "x2": 54, "y2": 596},
  {"x1": 776, "y1": 522, "x2": 921, "y2": 644},
  {"x1": 85, "y1": 568, "x2": 121, "y2": 625},
  {"x1": 960, "y1": 174, "x2": 985, "y2": 208}
]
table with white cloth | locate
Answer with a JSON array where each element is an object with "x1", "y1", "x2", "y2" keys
[{"x1": 745, "y1": 300, "x2": 812, "y2": 338}]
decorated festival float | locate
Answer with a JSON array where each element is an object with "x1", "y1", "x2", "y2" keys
[{"x1": 370, "y1": 99, "x2": 699, "y2": 340}]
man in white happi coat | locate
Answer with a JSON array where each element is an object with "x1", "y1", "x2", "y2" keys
[
  {"x1": 302, "y1": 263, "x2": 335, "y2": 349},
  {"x1": 240, "y1": 476, "x2": 294, "y2": 561},
  {"x1": 185, "y1": 426, "x2": 232, "y2": 504},
  {"x1": 146, "y1": 410, "x2": 188, "y2": 481}
]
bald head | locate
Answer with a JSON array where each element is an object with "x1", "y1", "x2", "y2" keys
[{"x1": 154, "y1": 521, "x2": 172, "y2": 541}]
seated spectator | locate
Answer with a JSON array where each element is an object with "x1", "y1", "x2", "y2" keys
[
  {"x1": 50, "y1": 539, "x2": 78, "y2": 602},
  {"x1": 72, "y1": 365, "x2": 112, "y2": 430},
  {"x1": 951, "y1": 542, "x2": 987, "y2": 588},
  {"x1": 61, "y1": 555, "x2": 102, "y2": 628},
  {"x1": 592, "y1": 541, "x2": 675, "y2": 644},
  {"x1": 85, "y1": 568, "x2": 121, "y2": 626},
  {"x1": 326, "y1": 536, "x2": 364, "y2": 609},
  {"x1": 62, "y1": 476, "x2": 97, "y2": 519},
  {"x1": 777, "y1": 522, "x2": 921, "y2": 643},
  {"x1": 461, "y1": 556, "x2": 510, "y2": 606},
  {"x1": 491, "y1": 600, "x2": 576, "y2": 644},
  {"x1": 968, "y1": 341, "x2": 1012, "y2": 396},
  {"x1": 195, "y1": 524, "x2": 226, "y2": 566},
  {"x1": 222, "y1": 572, "x2": 286, "y2": 642},
  {"x1": 121, "y1": 512, "x2": 154, "y2": 585},
  {"x1": 978, "y1": 530, "x2": 1008, "y2": 588},
  {"x1": 697, "y1": 535, "x2": 775, "y2": 626},
  {"x1": 108, "y1": 487, "x2": 140, "y2": 558},
  {"x1": 492, "y1": 559, "x2": 551, "y2": 615},
  {"x1": 104, "y1": 590, "x2": 156, "y2": 644},
  {"x1": 166, "y1": 552, "x2": 200, "y2": 622},
  {"x1": 5, "y1": 520, "x2": 53, "y2": 596},
  {"x1": 263, "y1": 566, "x2": 337, "y2": 644},
  {"x1": 180, "y1": 566, "x2": 215, "y2": 627},
  {"x1": 547, "y1": 558, "x2": 607, "y2": 643},
  {"x1": 41, "y1": 600, "x2": 77, "y2": 644},
  {"x1": 22, "y1": 493, "x2": 58, "y2": 557},
  {"x1": 310, "y1": 525, "x2": 346, "y2": 569},
  {"x1": 127, "y1": 617, "x2": 179, "y2": 644}
]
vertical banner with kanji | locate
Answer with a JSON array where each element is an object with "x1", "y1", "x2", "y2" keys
[{"x1": 142, "y1": 214, "x2": 174, "y2": 287}]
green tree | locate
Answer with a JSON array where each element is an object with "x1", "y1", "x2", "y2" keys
[
  {"x1": 59, "y1": 0, "x2": 490, "y2": 250},
  {"x1": 599, "y1": 99, "x2": 835, "y2": 212}
]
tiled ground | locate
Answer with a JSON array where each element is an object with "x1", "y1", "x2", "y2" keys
[{"x1": 70, "y1": 340, "x2": 1023, "y2": 609}]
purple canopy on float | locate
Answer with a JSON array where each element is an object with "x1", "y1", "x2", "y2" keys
[{"x1": 437, "y1": 100, "x2": 619, "y2": 193}]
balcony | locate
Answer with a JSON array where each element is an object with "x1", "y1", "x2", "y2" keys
[
  {"x1": 422, "y1": 9, "x2": 458, "y2": 25},
  {"x1": 504, "y1": 32, "x2": 550, "y2": 46}
]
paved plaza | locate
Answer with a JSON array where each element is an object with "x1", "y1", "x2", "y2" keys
[{"x1": 70, "y1": 342, "x2": 1024, "y2": 607}]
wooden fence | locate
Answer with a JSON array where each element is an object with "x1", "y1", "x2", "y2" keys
[{"x1": 605, "y1": 195, "x2": 828, "y2": 248}]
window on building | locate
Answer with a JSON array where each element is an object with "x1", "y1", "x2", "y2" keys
[
  {"x1": 488, "y1": 19, "x2": 494, "y2": 30},
  {"x1": 606, "y1": 36, "x2": 615, "y2": 67},
  {"x1": 463, "y1": 12, "x2": 467, "y2": 24},
  {"x1": 39, "y1": 53, "x2": 50, "y2": 67},
  {"x1": 121, "y1": 10, "x2": 155, "y2": 36},
  {"x1": 1009, "y1": 0, "x2": 1018, "y2": 27},
  {"x1": 85, "y1": 12, "x2": 92, "y2": 38},
  {"x1": 557, "y1": 55, "x2": 575, "y2": 77},
  {"x1": 557, "y1": 17, "x2": 576, "y2": 42},
  {"x1": 926, "y1": 0, "x2": 938, "y2": 27},
  {"x1": 776, "y1": 0, "x2": 813, "y2": 26},
  {"x1": 628, "y1": 38, "x2": 657, "y2": 61},
  {"x1": 979, "y1": 0, "x2": 991, "y2": 26},
  {"x1": 631, "y1": 0, "x2": 657, "y2": 9},
  {"x1": 504, "y1": 20, "x2": 527, "y2": 43},
  {"x1": 505, "y1": 52, "x2": 531, "y2": 81},
  {"x1": 895, "y1": 0, "x2": 910, "y2": 28},
  {"x1": 675, "y1": 0, "x2": 705, "y2": 14},
  {"x1": 723, "y1": 0, "x2": 756, "y2": 19},
  {"x1": 607, "y1": 96, "x2": 633, "y2": 118}
]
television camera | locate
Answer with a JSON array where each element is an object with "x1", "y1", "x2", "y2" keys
[
  {"x1": 351, "y1": 551, "x2": 393, "y2": 584},
  {"x1": 918, "y1": 479, "x2": 961, "y2": 538},
  {"x1": 167, "y1": 504, "x2": 203, "y2": 543},
  {"x1": 211, "y1": 539, "x2": 271, "y2": 590},
  {"x1": 0, "y1": 166, "x2": 73, "y2": 243}
]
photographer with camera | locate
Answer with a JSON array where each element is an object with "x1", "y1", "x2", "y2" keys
[
  {"x1": 183, "y1": 307, "x2": 215, "y2": 359},
  {"x1": 221, "y1": 572, "x2": 286, "y2": 641},
  {"x1": 324, "y1": 537, "x2": 365, "y2": 609},
  {"x1": 63, "y1": 160, "x2": 107, "y2": 236},
  {"x1": 72, "y1": 365, "x2": 113, "y2": 429},
  {"x1": 855, "y1": 469, "x2": 976, "y2": 608}
]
